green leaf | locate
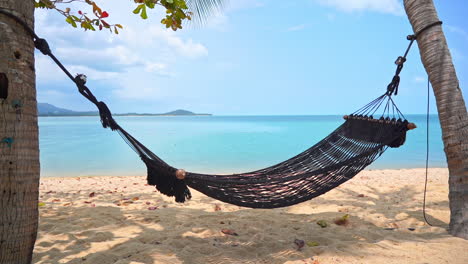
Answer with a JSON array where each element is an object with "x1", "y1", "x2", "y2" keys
[
  {"x1": 65, "y1": 16, "x2": 77, "y2": 28},
  {"x1": 316, "y1": 220, "x2": 328, "y2": 228},
  {"x1": 34, "y1": 2, "x2": 48, "y2": 8},
  {"x1": 140, "y1": 5, "x2": 148, "y2": 19},
  {"x1": 133, "y1": 4, "x2": 144, "y2": 14},
  {"x1": 306, "y1": 241, "x2": 320, "y2": 247},
  {"x1": 38, "y1": 0, "x2": 55, "y2": 8},
  {"x1": 145, "y1": 0, "x2": 155, "y2": 8}
]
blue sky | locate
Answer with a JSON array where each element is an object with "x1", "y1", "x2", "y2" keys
[{"x1": 35, "y1": 0, "x2": 468, "y2": 115}]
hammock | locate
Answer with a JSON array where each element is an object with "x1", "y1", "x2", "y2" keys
[
  {"x1": 120, "y1": 94, "x2": 412, "y2": 208},
  {"x1": 0, "y1": 9, "x2": 429, "y2": 209},
  {"x1": 36, "y1": 31, "x2": 413, "y2": 209}
]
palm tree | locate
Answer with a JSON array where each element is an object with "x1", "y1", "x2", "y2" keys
[
  {"x1": 0, "y1": 2, "x2": 38, "y2": 264},
  {"x1": 187, "y1": 0, "x2": 226, "y2": 24},
  {"x1": 404, "y1": 0, "x2": 467, "y2": 239}
]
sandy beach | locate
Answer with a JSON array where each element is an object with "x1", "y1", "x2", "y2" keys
[{"x1": 33, "y1": 168, "x2": 468, "y2": 264}]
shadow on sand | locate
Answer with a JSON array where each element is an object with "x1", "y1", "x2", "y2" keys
[{"x1": 33, "y1": 180, "x2": 452, "y2": 264}]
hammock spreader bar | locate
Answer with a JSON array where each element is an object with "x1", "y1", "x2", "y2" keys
[{"x1": 0, "y1": 9, "x2": 442, "y2": 208}]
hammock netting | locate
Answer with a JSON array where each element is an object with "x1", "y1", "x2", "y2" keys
[{"x1": 118, "y1": 94, "x2": 410, "y2": 208}]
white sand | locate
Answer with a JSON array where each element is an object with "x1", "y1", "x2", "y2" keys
[{"x1": 33, "y1": 168, "x2": 468, "y2": 264}]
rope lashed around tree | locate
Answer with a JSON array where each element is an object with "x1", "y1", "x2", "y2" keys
[{"x1": 0, "y1": 9, "x2": 441, "y2": 209}]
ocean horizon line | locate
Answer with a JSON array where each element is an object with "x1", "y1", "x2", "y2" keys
[
  {"x1": 39, "y1": 113, "x2": 441, "y2": 117},
  {"x1": 40, "y1": 167, "x2": 448, "y2": 179}
]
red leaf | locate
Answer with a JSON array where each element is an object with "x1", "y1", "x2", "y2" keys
[
  {"x1": 101, "y1": 11, "x2": 109, "y2": 18},
  {"x1": 89, "y1": 192, "x2": 95, "y2": 197},
  {"x1": 148, "y1": 206, "x2": 158, "y2": 210},
  {"x1": 221, "y1": 229, "x2": 238, "y2": 236}
]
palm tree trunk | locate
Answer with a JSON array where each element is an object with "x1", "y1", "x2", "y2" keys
[
  {"x1": 0, "y1": 1, "x2": 39, "y2": 263},
  {"x1": 404, "y1": 0, "x2": 468, "y2": 239}
]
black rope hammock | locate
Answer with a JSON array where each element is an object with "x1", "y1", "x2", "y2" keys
[{"x1": 0, "y1": 9, "x2": 442, "y2": 208}]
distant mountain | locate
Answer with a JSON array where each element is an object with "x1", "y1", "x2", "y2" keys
[
  {"x1": 160, "y1": 109, "x2": 196, "y2": 116},
  {"x1": 156, "y1": 109, "x2": 211, "y2": 116},
  {"x1": 38, "y1": 103, "x2": 211, "y2": 116},
  {"x1": 38, "y1": 103, "x2": 76, "y2": 115}
]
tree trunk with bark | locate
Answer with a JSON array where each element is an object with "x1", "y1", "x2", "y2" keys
[
  {"x1": 404, "y1": 0, "x2": 468, "y2": 239},
  {"x1": 0, "y1": 0, "x2": 39, "y2": 263}
]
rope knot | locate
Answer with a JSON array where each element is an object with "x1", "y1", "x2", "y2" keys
[
  {"x1": 97, "y1": 101, "x2": 118, "y2": 130},
  {"x1": 386, "y1": 75, "x2": 400, "y2": 96},
  {"x1": 395, "y1": 56, "x2": 406, "y2": 66},
  {"x1": 74, "y1": 74, "x2": 87, "y2": 89},
  {"x1": 34, "y1": 38, "x2": 51, "y2": 55},
  {"x1": 407, "y1": 35, "x2": 416, "y2": 41}
]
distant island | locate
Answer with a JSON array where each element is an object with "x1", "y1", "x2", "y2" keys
[{"x1": 38, "y1": 103, "x2": 212, "y2": 117}]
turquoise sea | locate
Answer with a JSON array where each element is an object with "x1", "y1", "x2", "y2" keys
[{"x1": 39, "y1": 115, "x2": 446, "y2": 177}]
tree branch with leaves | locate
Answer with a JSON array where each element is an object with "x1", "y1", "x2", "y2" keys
[{"x1": 35, "y1": 0, "x2": 193, "y2": 33}]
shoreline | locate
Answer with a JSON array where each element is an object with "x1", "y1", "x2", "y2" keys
[
  {"x1": 39, "y1": 167, "x2": 449, "y2": 179},
  {"x1": 38, "y1": 114, "x2": 213, "y2": 117}
]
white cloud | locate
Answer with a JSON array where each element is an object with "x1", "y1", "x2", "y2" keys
[
  {"x1": 67, "y1": 65, "x2": 119, "y2": 81},
  {"x1": 287, "y1": 24, "x2": 307, "y2": 32},
  {"x1": 446, "y1": 25, "x2": 468, "y2": 42},
  {"x1": 35, "y1": 56, "x2": 67, "y2": 82},
  {"x1": 144, "y1": 62, "x2": 173, "y2": 77},
  {"x1": 197, "y1": 0, "x2": 265, "y2": 32},
  {"x1": 315, "y1": 0, "x2": 404, "y2": 15},
  {"x1": 227, "y1": 0, "x2": 265, "y2": 11},
  {"x1": 37, "y1": 89, "x2": 68, "y2": 103},
  {"x1": 55, "y1": 46, "x2": 140, "y2": 65},
  {"x1": 413, "y1": 76, "x2": 426, "y2": 83},
  {"x1": 34, "y1": 4, "x2": 210, "y2": 104},
  {"x1": 112, "y1": 71, "x2": 165, "y2": 100},
  {"x1": 205, "y1": 13, "x2": 229, "y2": 32},
  {"x1": 450, "y1": 47, "x2": 465, "y2": 62},
  {"x1": 35, "y1": 56, "x2": 119, "y2": 82},
  {"x1": 167, "y1": 36, "x2": 208, "y2": 58},
  {"x1": 145, "y1": 26, "x2": 208, "y2": 59}
]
